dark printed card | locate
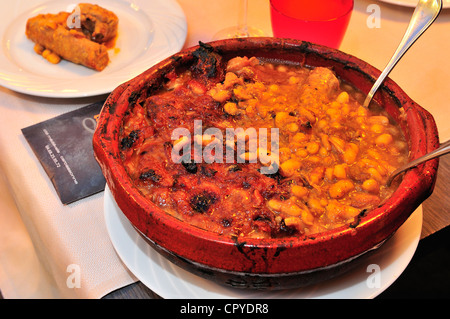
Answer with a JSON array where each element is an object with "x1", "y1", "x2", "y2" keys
[{"x1": 22, "y1": 101, "x2": 106, "y2": 204}]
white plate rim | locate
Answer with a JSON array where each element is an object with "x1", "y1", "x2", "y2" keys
[
  {"x1": 377, "y1": 0, "x2": 450, "y2": 8},
  {"x1": 103, "y1": 185, "x2": 422, "y2": 299},
  {"x1": 0, "y1": 0, "x2": 187, "y2": 98}
]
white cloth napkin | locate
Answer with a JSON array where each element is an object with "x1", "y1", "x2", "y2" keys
[{"x1": 0, "y1": 88, "x2": 136, "y2": 298}]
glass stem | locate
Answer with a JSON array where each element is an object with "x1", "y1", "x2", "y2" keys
[{"x1": 237, "y1": 0, "x2": 249, "y2": 37}]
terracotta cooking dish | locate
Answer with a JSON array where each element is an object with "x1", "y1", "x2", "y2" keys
[{"x1": 93, "y1": 38, "x2": 439, "y2": 290}]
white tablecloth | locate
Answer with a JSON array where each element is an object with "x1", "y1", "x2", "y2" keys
[{"x1": 1, "y1": 0, "x2": 449, "y2": 298}]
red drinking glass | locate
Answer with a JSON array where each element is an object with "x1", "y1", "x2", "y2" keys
[{"x1": 270, "y1": 0, "x2": 353, "y2": 49}]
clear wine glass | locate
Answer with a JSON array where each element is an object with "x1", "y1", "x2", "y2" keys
[{"x1": 212, "y1": 0, "x2": 265, "y2": 40}]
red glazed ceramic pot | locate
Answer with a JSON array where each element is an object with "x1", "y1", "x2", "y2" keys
[{"x1": 93, "y1": 38, "x2": 439, "y2": 290}]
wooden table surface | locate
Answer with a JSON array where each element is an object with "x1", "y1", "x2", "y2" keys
[{"x1": 421, "y1": 155, "x2": 450, "y2": 239}]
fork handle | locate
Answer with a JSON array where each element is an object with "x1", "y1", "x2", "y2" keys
[
  {"x1": 363, "y1": 0, "x2": 443, "y2": 108},
  {"x1": 387, "y1": 138, "x2": 450, "y2": 186}
]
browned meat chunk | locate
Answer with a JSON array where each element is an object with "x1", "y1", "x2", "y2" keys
[{"x1": 77, "y1": 3, "x2": 118, "y2": 43}]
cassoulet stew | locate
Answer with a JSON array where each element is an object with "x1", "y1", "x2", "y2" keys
[{"x1": 119, "y1": 44, "x2": 409, "y2": 239}]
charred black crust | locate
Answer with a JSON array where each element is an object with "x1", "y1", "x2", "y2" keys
[
  {"x1": 182, "y1": 160, "x2": 198, "y2": 174},
  {"x1": 120, "y1": 130, "x2": 139, "y2": 150},
  {"x1": 221, "y1": 218, "x2": 232, "y2": 228},
  {"x1": 170, "y1": 55, "x2": 182, "y2": 63},
  {"x1": 190, "y1": 191, "x2": 217, "y2": 213},
  {"x1": 277, "y1": 219, "x2": 297, "y2": 236},
  {"x1": 200, "y1": 165, "x2": 217, "y2": 177},
  {"x1": 107, "y1": 101, "x2": 117, "y2": 115},
  {"x1": 274, "y1": 246, "x2": 287, "y2": 257},
  {"x1": 260, "y1": 169, "x2": 284, "y2": 183},
  {"x1": 192, "y1": 41, "x2": 221, "y2": 79},
  {"x1": 349, "y1": 209, "x2": 368, "y2": 228},
  {"x1": 234, "y1": 240, "x2": 247, "y2": 254},
  {"x1": 128, "y1": 91, "x2": 141, "y2": 105},
  {"x1": 228, "y1": 164, "x2": 242, "y2": 172},
  {"x1": 139, "y1": 169, "x2": 162, "y2": 183}
]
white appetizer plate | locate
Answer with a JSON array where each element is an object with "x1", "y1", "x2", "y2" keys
[{"x1": 0, "y1": 0, "x2": 187, "y2": 98}]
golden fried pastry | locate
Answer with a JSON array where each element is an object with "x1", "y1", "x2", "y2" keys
[{"x1": 25, "y1": 4, "x2": 118, "y2": 71}]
